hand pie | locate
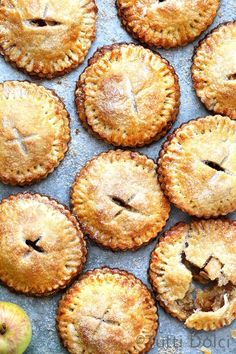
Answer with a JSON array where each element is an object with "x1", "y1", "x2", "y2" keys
[
  {"x1": 71, "y1": 150, "x2": 170, "y2": 251},
  {"x1": 149, "y1": 219, "x2": 236, "y2": 330},
  {"x1": 75, "y1": 43, "x2": 180, "y2": 147},
  {"x1": 116, "y1": 0, "x2": 220, "y2": 48},
  {"x1": 192, "y1": 21, "x2": 236, "y2": 119},
  {"x1": 0, "y1": 0, "x2": 97, "y2": 78},
  {"x1": 57, "y1": 268, "x2": 158, "y2": 354},
  {"x1": 158, "y1": 115, "x2": 236, "y2": 218},
  {"x1": 0, "y1": 81, "x2": 70, "y2": 186},
  {"x1": 0, "y1": 193, "x2": 87, "y2": 296}
]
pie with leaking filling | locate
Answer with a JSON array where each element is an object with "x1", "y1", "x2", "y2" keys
[
  {"x1": 192, "y1": 21, "x2": 236, "y2": 119},
  {"x1": 0, "y1": 0, "x2": 97, "y2": 78},
  {"x1": 75, "y1": 43, "x2": 180, "y2": 147},
  {"x1": 0, "y1": 193, "x2": 87, "y2": 296},
  {"x1": 116, "y1": 0, "x2": 220, "y2": 48},
  {"x1": 57, "y1": 268, "x2": 158, "y2": 354},
  {"x1": 158, "y1": 115, "x2": 236, "y2": 218},
  {"x1": 71, "y1": 150, "x2": 170, "y2": 251},
  {"x1": 0, "y1": 81, "x2": 70, "y2": 186},
  {"x1": 149, "y1": 219, "x2": 236, "y2": 331}
]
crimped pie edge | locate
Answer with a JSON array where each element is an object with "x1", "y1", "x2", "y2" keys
[
  {"x1": 0, "y1": 0, "x2": 98, "y2": 78},
  {"x1": 71, "y1": 149, "x2": 170, "y2": 251},
  {"x1": 0, "y1": 80, "x2": 70, "y2": 186},
  {"x1": 116, "y1": 0, "x2": 220, "y2": 49},
  {"x1": 157, "y1": 114, "x2": 236, "y2": 218},
  {"x1": 0, "y1": 192, "x2": 87, "y2": 296},
  {"x1": 75, "y1": 42, "x2": 180, "y2": 147},
  {"x1": 192, "y1": 21, "x2": 236, "y2": 119},
  {"x1": 57, "y1": 267, "x2": 158, "y2": 354}
]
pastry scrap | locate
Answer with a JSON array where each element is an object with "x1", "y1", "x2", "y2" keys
[
  {"x1": 149, "y1": 219, "x2": 236, "y2": 331},
  {"x1": 231, "y1": 329, "x2": 236, "y2": 339},
  {"x1": 0, "y1": 193, "x2": 87, "y2": 296},
  {"x1": 0, "y1": 0, "x2": 97, "y2": 78},
  {"x1": 0, "y1": 81, "x2": 70, "y2": 186},
  {"x1": 71, "y1": 150, "x2": 170, "y2": 251},
  {"x1": 57, "y1": 268, "x2": 158, "y2": 354},
  {"x1": 75, "y1": 43, "x2": 180, "y2": 147},
  {"x1": 158, "y1": 115, "x2": 236, "y2": 218},
  {"x1": 116, "y1": 0, "x2": 220, "y2": 48},
  {"x1": 200, "y1": 348, "x2": 211, "y2": 354},
  {"x1": 192, "y1": 21, "x2": 236, "y2": 119}
]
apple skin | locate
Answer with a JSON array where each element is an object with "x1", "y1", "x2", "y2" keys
[{"x1": 0, "y1": 302, "x2": 32, "y2": 354}]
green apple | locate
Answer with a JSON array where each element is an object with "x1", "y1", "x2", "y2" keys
[{"x1": 0, "y1": 302, "x2": 32, "y2": 354}]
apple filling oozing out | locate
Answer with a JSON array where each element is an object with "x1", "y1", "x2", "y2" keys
[
  {"x1": 149, "y1": 220, "x2": 236, "y2": 330},
  {"x1": 179, "y1": 250, "x2": 235, "y2": 323}
]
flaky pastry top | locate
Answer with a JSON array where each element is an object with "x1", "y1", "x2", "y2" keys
[
  {"x1": 0, "y1": 193, "x2": 87, "y2": 295},
  {"x1": 117, "y1": 0, "x2": 220, "y2": 48},
  {"x1": 158, "y1": 115, "x2": 236, "y2": 217},
  {"x1": 76, "y1": 43, "x2": 179, "y2": 147},
  {"x1": 192, "y1": 21, "x2": 236, "y2": 119},
  {"x1": 0, "y1": 81, "x2": 70, "y2": 185},
  {"x1": 57, "y1": 268, "x2": 158, "y2": 353},
  {"x1": 71, "y1": 150, "x2": 170, "y2": 251},
  {"x1": 0, "y1": 0, "x2": 97, "y2": 77}
]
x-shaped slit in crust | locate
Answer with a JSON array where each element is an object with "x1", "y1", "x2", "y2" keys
[
  {"x1": 141, "y1": 0, "x2": 166, "y2": 17},
  {"x1": 43, "y1": 3, "x2": 48, "y2": 18},
  {"x1": 203, "y1": 160, "x2": 225, "y2": 172},
  {"x1": 6, "y1": 127, "x2": 37, "y2": 155},
  {"x1": 109, "y1": 194, "x2": 142, "y2": 218},
  {"x1": 85, "y1": 307, "x2": 121, "y2": 335},
  {"x1": 24, "y1": 4, "x2": 62, "y2": 28},
  {"x1": 25, "y1": 237, "x2": 44, "y2": 254},
  {"x1": 125, "y1": 78, "x2": 139, "y2": 116},
  {"x1": 24, "y1": 19, "x2": 62, "y2": 27},
  {"x1": 202, "y1": 159, "x2": 235, "y2": 176},
  {"x1": 220, "y1": 154, "x2": 229, "y2": 165},
  {"x1": 227, "y1": 73, "x2": 236, "y2": 81}
]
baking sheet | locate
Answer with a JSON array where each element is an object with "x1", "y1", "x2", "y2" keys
[{"x1": 0, "y1": 0, "x2": 235, "y2": 353}]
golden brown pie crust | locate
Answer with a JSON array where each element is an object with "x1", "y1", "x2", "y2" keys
[
  {"x1": 149, "y1": 219, "x2": 236, "y2": 331},
  {"x1": 116, "y1": 0, "x2": 220, "y2": 48},
  {"x1": 192, "y1": 21, "x2": 236, "y2": 119},
  {"x1": 0, "y1": 81, "x2": 70, "y2": 186},
  {"x1": 158, "y1": 115, "x2": 236, "y2": 218},
  {"x1": 71, "y1": 150, "x2": 170, "y2": 251},
  {"x1": 0, "y1": 0, "x2": 97, "y2": 78},
  {"x1": 75, "y1": 43, "x2": 180, "y2": 147},
  {"x1": 0, "y1": 193, "x2": 87, "y2": 296},
  {"x1": 57, "y1": 268, "x2": 158, "y2": 354}
]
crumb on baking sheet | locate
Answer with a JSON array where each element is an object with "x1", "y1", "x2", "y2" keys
[
  {"x1": 200, "y1": 347, "x2": 211, "y2": 354},
  {"x1": 231, "y1": 329, "x2": 236, "y2": 339}
]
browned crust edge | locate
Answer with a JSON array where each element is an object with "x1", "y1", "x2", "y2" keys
[
  {"x1": 0, "y1": 192, "x2": 87, "y2": 297},
  {"x1": 157, "y1": 115, "x2": 235, "y2": 218},
  {"x1": 191, "y1": 21, "x2": 236, "y2": 116},
  {"x1": 0, "y1": 2, "x2": 98, "y2": 79},
  {"x1": 149, "y1": 222, "x2": 188, "y2": 322},
  {"x1": 57, "y1": 267, "x2": 158, "y2": 354},
  {"x1": 70, "y1": 149, "x2": 171, "y2": 252},
  {"x1": 0, "y1": 80, "x2": 71, "y2": 186},
  {"x1": 75, "y1": 42, "x2": 180, "y2": 147},
  {"x1": 116, "y1": 0, "x2": 220, "y2": 49}
]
